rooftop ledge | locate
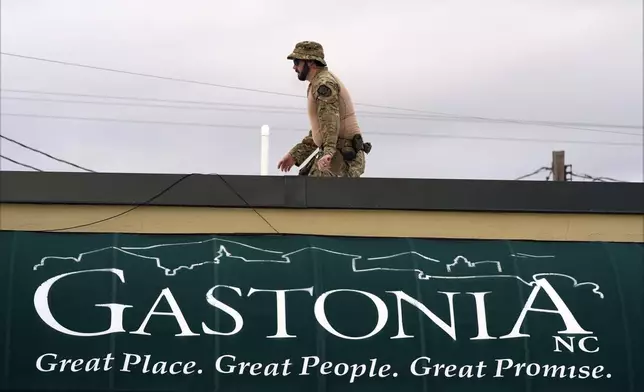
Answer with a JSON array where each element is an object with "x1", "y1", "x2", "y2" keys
[{"x1": 1, "y1": 171, "x2": 642, "y2": 215}]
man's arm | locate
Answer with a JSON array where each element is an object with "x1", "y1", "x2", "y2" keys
[
  {"x1": 288, "y1": 130, "x2": 317, "y2": 166},
  {"x1": 314, "y1": 81, "x2": 341, "y2": 157}
]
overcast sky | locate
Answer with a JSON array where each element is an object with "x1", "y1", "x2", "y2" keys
[{"x1": 1, "y1": 0, "x2": 642, "y2": 181}]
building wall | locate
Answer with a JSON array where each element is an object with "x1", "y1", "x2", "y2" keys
[{"x1": 1, "y1": 203, "x2": 642, "y2": 242}]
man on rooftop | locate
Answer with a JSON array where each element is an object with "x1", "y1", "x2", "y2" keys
[{"x1": 277, "y1": 41, "x2": 371, "y2": 177}]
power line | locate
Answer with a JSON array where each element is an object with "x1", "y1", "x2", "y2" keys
[
  {"x1": 0, "y1": 96, "x2": 305, "y2": 116},
  {"x1": 2, "y1": 52, "x2": 642, "y2": 133},
  {"x1": 0, "y1": 52, "x2": 303, "y2": 99},
  {"x1": 0, "y1": 154, "x2": 43, "y2": 171},
  {"x1": 2, "y1": 94, "x2": 641, "y2": 137},
  {"x1": 514, "y1": 166, "x2": 551, "y2": 180},
  {"x1": 1, "y1": 112, "x2": 276, "y2": 130},
  {"x1": 0, "y1": 134, "x2": 95, "y2": 172},
  {"x1": 2, "y1": 88, "x2": 642, "y2": 129},
  {"x1": 1, "y1": 94, "x2": 303, "y2": 112},
  {"x1": 510, "y1": 119, "x2": 642, "y2": 130},
  {"x1": 0, "y1": 52, "x2": 463, "y2": 115},
  {"x1": 2, "y1": 112, "x2": 641, "y2": 147},
  {"x1": 570, "y1": 171, "x2": 627, "y2": 182}
]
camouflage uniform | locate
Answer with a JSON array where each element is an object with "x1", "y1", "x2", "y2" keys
[{"x1": 286, "y1": 41, "x2": 370, "y2": 178}]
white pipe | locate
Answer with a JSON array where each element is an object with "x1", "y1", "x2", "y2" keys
[{"x1": 260, "y1": 125, "x2": 270, "y2": 175}]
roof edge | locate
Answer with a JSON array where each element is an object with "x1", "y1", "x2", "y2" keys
[{"x1": 1, "y1": 171, "x2": 642, "y2": 214}]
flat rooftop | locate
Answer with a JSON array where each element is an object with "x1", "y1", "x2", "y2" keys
[{"x1": 1, "y1": 171, "x2": 642, "y2": 214}]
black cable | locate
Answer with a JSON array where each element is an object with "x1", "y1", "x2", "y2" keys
[
  {"x1": 571, "y1": 173, "x2": 602, "y2": 182},
  {"x1": 0, "y1": 134, "x2": 95, "y2": 172},
  {"x1": 0, "y1": 154, "x2": 43, "y2": 171},
  {"x1": 514, "y1": 166, "x2": 550, "y2": 180},
  {"x1": 35, "y1": 173, "x2": 280, "y2": 234},
  {"x1": 2, "y1": 112, "x2": 640, "y2": 147},
  {"x1": 41, "y1": 173, "x2": 196, "y2": 232},
  {"x1": 215, "y1": 175, "x2": 280, "y2": 234},
  {"x1": 570, "y1": 172, "x2": 628, "y2": 182},
  {"x1": 593, "y1": 176, "x2": 626, "y2": 182}
]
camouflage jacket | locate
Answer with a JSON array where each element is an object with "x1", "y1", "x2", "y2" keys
[{"x1": 289, "y1": 69, "x2": 360, "y2": 165}]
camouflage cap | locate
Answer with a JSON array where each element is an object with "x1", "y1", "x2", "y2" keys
[{"x1": 287, "y1": 41, "x2": 327, "y2": 66}]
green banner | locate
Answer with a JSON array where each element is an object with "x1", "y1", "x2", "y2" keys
[{"x1": 0, "y1": 231, "x2": 642, "y2": 391}]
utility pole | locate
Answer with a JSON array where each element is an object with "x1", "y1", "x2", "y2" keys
[{"x1": 552, "y1": 150, "x2": 566, "y2": 181}]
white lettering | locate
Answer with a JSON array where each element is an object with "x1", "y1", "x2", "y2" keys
[
  {"x1": 119, "y1": 353, "x2": 197, "y2": 374},
  {"x1": 299, "y1": 356, "x2": 390, "y2": 382},
  {"x1": 500, "y1": 278, "x2": 592, "y2": 339},
  {"x1": 386, "y1": 290, "x2": 458, "y2": 340},
  {"x1": 36, "y1": 353, "x2": 58, "y2": 372},
  {"x1": 493, "y1": 359, "x2": 608, "y2": 379},
  {"x1": 130, "y1": 288, "x2": 198, "y2": 336},
  {"x1": 553, "y1": 336, "x2": 576, "y2": 353},
  {"x1": 579, "y1": 336, "x2": 599, "y2": 353},
  {"x1": 494, "y1": 359, "x2": 514, "y2": 377},
  {"x1": 410, "y1": 356, "x2": 431, "y2": 376},
  {"x1": 247, "y1": 287, "x2": 314, "y2": 338},
  {"x1": 33, "y1": 268, "x2": 132, "y2": 337},
  {"x1": 36, "y1": 353, "x2": 115, "y2": 372},
  {"x1": 409, "y1": 357, "x2": 487, "y2": 378},
  {"x1": 555, "y1": 335, "x2": 599, "y2": 353},
  {"x1": 300, "y1": 356, "x2": 320, "y2": 375},
  {"x1": 202, "y1": 285, "x2": 244, "y2": 336},
  {"x1": 214, "y1": 354, "x2": 293, "y2": 376},
  {"x1": 120, "y1": 353, "x2": 142, "y2": 372},
  {"x1": 314, "y1": 289, "x2": 388, "y2": 340},
  {"x1": 468, "y1": 291, "x2": 496, "y2": 340},
  {"x1": 214, "y1": 355, "x2": 236, "y2": 374},
  {"x1": 542, "y1": 364, "x2": 569, "y2": 378}
]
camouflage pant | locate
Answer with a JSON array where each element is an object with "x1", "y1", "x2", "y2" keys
[{"x1": 308, "y1": 150, "x2": 365, "y2": 177}]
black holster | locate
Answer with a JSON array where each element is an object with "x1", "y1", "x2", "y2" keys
[{"x1": 341, "y1": 134, "x2": 372, "y2": 160}]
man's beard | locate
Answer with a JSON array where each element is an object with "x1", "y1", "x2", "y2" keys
[{"x1": 297, "y1": 62, "x2": 310, "y2": 81}]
